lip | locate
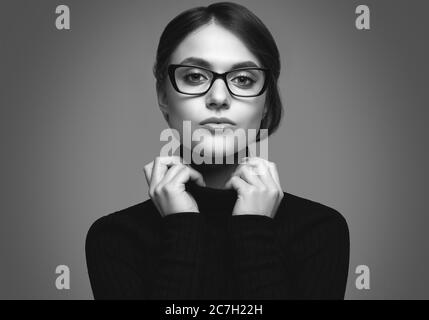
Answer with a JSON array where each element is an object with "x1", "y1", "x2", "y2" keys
[
  {"x1": 199, "y1": 117, "x2": 236, "y2": 125},
  {"x1": 201, "y1": 123, "x2": 235, "y2": 131}
]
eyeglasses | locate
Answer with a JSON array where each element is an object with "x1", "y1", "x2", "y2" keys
[{"x1": 168, "y1": 64, "x2": 270, "y2": 97}]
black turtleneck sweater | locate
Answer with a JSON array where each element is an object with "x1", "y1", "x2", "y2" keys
[{"x1": 85, "y1": 182, "x2": 350, "y2": 300}]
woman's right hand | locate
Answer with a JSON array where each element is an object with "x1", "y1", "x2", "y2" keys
[{"x1": 143, "y1": 156, "x2": 206, "y2": 217}]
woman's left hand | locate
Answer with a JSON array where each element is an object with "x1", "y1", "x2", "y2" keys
[{"x1": 225, "y1": 157, "x2": 284, "y2": 219}]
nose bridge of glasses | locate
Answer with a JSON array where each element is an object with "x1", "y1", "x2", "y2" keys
[{"x1": 204, "y1": 70, "x2": 226, "y2": 90}]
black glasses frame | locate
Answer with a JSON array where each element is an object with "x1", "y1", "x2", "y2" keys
[{"x1": 167, "y1": 64, "x2": 270, "y2": 97}]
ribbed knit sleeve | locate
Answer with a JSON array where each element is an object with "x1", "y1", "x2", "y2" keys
[
  {"x1": 151, "y1": 212, "x2": 204, "y2": 299},
  {"x1": 291, "y1": 212, "x2": 350, "y2": 299},
  {"x1": 85, "y1": 212, "x2": 204, "y2": 300},
  {"x1": 228, "y1": 214, "x2": 293, "y2": 299},
  {"x1": 228, "y1": 212, "x2": 350, "y2": 300},
  {"x1": 85, "y1": 216, "x2": 149, "y2": 299}
]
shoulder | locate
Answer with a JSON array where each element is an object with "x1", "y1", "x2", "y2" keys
[
  {"x1": 277, "y1": 191, "x2": 349, "y2": 241},
  {"x1": 85, "y1": 198, "x2": 160, "y2": 252}
]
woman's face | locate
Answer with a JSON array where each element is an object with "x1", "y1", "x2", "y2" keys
[{"x1": 158, "y1": 22, "x2": 267, "y2": 159}]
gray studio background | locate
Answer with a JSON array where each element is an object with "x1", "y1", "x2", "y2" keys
[{"x1": 1, "y1": 0, "x2": 428, "y2": 299}]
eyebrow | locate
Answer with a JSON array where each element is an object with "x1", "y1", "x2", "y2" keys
[{"x1": 178, "y1": 57, "x2": 260, "y2": 70}]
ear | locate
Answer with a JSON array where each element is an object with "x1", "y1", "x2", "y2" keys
[{"x1": 156, "y1": 87, "x2": 170, "y2": 124}]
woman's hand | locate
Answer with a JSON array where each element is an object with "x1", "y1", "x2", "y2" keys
[
  {"x1": 225, "y1": 157, "x2": 284, "y2": 219},
  {"x1": 143, "y1": 156, "x2": 206, "y2": 217}
]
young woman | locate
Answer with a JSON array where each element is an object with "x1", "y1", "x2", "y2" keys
[{"x1": 86, "y1": 2, "x2": 350, "y2": 300}]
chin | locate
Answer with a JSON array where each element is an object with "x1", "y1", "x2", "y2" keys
[{"x1": 190, "y1": 135, "x2": 247, "y2": 164}]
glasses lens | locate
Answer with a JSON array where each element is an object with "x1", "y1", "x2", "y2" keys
[
  {"x1": 174, "y1": 66, "x2": 213, "y2": 94},
  {"x1": 226, "y1": 69, "x2": 266, "y2": 96}
]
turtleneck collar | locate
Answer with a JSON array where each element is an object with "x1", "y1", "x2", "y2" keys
[
  {"x1": 179, "y1": 144, "x2": 253, "y2": 217},
  {"x1": 185, "y1": 181, "x2": 237, "y2": 217}
]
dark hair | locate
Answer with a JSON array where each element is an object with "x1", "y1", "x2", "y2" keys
[{"x1": 153, "y1": 2, "x2": 283, "y2": 140}]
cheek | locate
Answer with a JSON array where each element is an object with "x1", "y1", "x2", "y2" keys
[
  {"x1": 165, "y1": 93, "x2": 203, "y2": 135},
  {"x1": 166, "y1": 91, "x2": 196, "y2": 120},
  {"x1": 239, "y1": 97, "x2": 266, "y2": 130},
  {"x1": 171, "y1": 105, "x2": 202, "y2": 122}
]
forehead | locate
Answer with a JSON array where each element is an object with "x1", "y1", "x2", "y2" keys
[{"x1": 170, "y1": 23, "x2": 261, "y2": 72}]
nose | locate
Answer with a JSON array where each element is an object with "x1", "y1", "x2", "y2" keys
[{"x1": 205, "y1": 78, "x2": 231, "y2": 111}]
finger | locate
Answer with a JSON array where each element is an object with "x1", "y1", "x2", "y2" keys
[
  {"x1": 186, "y1": 166, "x2": 206, "y2": 187},
  {"x1": 170, "y1": 165, "x2": 206, "y2": 187},
  {"x1": 267, "y1": 162, "x2": 282, "y2": 191},
  {"x1": 238, "y1": 155, "x2": 248, "y2": 165},
  {"x1": 244, "y1": 157, "x2": 277, "y2": 189},
  {"x1": 234, "y1": 164, "x2": 264, "y2": 188},
  {"x1": 159, "y1": 163, "x2": 184, "y2": 185},
  {"x1": 143, "y1": 162, "x2": 153, "y2": 186},
  {"x1": 225, "y1": 175, "x2": 250, "y2": 192},
  {"x1": 244, "y1": 157, "x2": 282, "y2": 191},
  {"x1": 150, "y1": 157, "x2": 163, "y2": 189},
  {"x1": 150, "y1": 156, "x2": 183, "y2": 188}
]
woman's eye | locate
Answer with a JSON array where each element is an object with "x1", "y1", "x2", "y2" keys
[
  {"x1": 184, "y1": 73, "x2": 207, "y2": 83},
  {"x1": 232, "y1": 76, "x2": 255, "y2": 87}
]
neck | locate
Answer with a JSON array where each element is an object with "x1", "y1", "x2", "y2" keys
[
  {"x1": 180, "y1": 144, "x2": 247, "y2": 189},
  {"x1": 190, "y1": 161, "x2": 238, "y2": 189}
]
